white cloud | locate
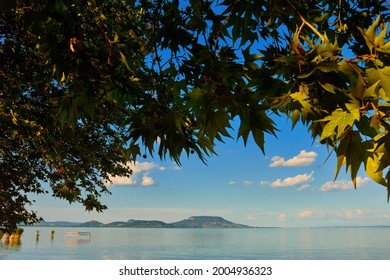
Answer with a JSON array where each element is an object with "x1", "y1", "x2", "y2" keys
[
  {"x1": 269, "y1": 150, "x2": 318, "y2": 167},
  {"x1": 278, "y1": 213, "x2": 286, "y2": 221},
  {"x1": 109, "y1": 175, "x2": 137, "y2": 186},
  {"x1": 319, "y1": 177, "x2": 370, "y2": 192},
  {"x1": 259, "y1": 181, "x2": 270, "y2": 186},
  {"x1": 228, "y1": 181, "x2": 256, "y2": 186},
  {"x1": 107, "y1": 161, "x2": 161, "y2": 187},
  {"x1": 336, "y1": 209, "x2": 365, "y2": 219},
  {"x1": 297, "y1": 184, "x2": 311, "y2": 191},
  {"x1": 298, "y1": 210, "x2": 313, "y2": 218},
  {"x1": 129, "y1": 161, "x2": 158, "y2": 173},
  {"x1": 357, "y1": 209, "x2": 364, "y2": 215},
  {"x1": 271, "y1": 171, "x2": 314, "y2": 188},
  {"x1": 141, "y1": 174, "x2": 156, "y2": 186}
]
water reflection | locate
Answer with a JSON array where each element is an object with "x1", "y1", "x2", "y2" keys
[
  {"x1": 2, "y1": 227, "x2": 390, "y2": 260},
  {"x1": 0, "y1": 229, "x2": 23, "y2": 254},
  {"x1": 1, "y1": 236, "x2": 22, "y2": 250},
  {"x1": 64, "y1": 238, "x2": 91, "y2": 245}
]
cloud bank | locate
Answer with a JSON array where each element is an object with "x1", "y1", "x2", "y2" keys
[
  {"x1": 108, "y1": 161, "x2": 161, "y2": 187},
  {"x1": 319, "y1": 177, "x2": 370, "y2": 192},
  {"x1": 271, "y1": 171, "x2": 314, "y2": 187},
  {"x1": 270, "y1": 150, "x2": 318, "y2": 167}
]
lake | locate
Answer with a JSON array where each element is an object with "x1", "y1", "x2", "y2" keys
[{"x1": 1, "y1": 226, "x2": 390, "y2": 260}]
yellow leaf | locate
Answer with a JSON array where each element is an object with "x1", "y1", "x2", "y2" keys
[
  {"x1": 363, "y1": 80, "x2": 380, "y2": 98},
  {"x1": 10, "y1": 109, "x2": 17, "y2": 125},
  {"x1": 99, "y1": 12, "x2": 107, "y2": 20},
  {"x1": 319, "y1": 82, "x2": 335, "y2": 93},
  {"x1": 60, "y1": 72, "x2": 66, "y2": 83},
  {"x1": 375, "y1": 24, "x2": 387, "y2": 48},
  {"x1": 345, "y1": 98, "x2": 361, "y2": 119},
  {"x1": 119, "y1": 51, "x2": 131, "y2": 71},
  {"x1": 319, "y1": 109, "x2": 359, "y2": 141},
  {"x1": 367, "y1": 15, "x2": 382, "y2": 42},
  {"x1": 366, "y1": 155, "x2": 386, "y2": 186}
]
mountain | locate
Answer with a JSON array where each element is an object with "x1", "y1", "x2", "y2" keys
[
  {"x1": 31, "y1": 216, "x2": 253, "y2": 228},
  {"x1": 126, "y1": 219, "x2": 170, "y2": 228},
  {"x1": 105, "y1": 221, "x2": 130, "y2": 227},
  {"x1": 79, "y1": 220, "x2": 104, "y2": 227},
  {"x1": 170, "y1": 216, "x2": 251, "y2": 228}
]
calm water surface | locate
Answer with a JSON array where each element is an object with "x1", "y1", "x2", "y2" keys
[{"x1": 1, "y1": 227, "x2": 390, "y2": 260}]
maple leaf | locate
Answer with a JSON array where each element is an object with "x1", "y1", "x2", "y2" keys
[{"x1": 319, "y1": 108, "x2": 360, "y2": 141}]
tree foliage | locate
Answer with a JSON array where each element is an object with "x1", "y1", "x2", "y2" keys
[{"x1": 1, "y1": 0, "x2": 390, "y2": 232}]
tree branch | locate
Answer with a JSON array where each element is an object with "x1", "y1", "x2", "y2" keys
[
  {"x1": 286, "y1": 0, "x2": 325, "y2": 43},
  {"x1": 214, "y1": 0, "x2": 238, "y2": 53}
]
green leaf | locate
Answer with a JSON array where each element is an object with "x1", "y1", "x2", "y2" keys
[
  {"x1": 366, "y1": 153, "x2": 386, "y2": 186},
  {"x1": 298, "y1": 62, "x2": 339, "y2": 79},
  {"x1": 319, "y1": 82, "x2": 336, "y2": 93},
  {"x1": 367, "y1": 67, "x2": 390, "y2": 99},
  {"x1": 377, "y1": 151, "x2": 390, "y2": 174},
  {"x1": 186, "y1": 87, "x2": 205, "y2": 113},
  {"x1": 119, "y1": 51, "x2": 131, "y2": 71},
  {"x1": 370, "y1": 114, "x2": 382, "y2": 134},
  {"x1": 367, "y1": 15, "x2": 382, "y2": 42},
  {"x1": 335, "y1": 135, "x2": 348, "y2": 179},
  {"x1": 204, "y1": 110, "x2": 232, "y2": 142},
  {"x1": 337, "y1": 61, "x2": 357, "y2": 82},
  {"x1": 358, "y1": 15, "x2": 381, "y2": 53},
  {"x1": 350, "y1": 74, "x2": 366, "y2": 99},
  {"x1": 333, "y1": 131, "x2": 366, "y2": 187},
  {"x1": 345, "y1": 98, "x2": 361, "y2": 120},
  {"x1": 291, "y1": 109, "x2": 301, "y2": 129},
  {"x1": 128, "y1": 143, "x2": 141, "y2": 161},
  {"x1": 346, "y1": 132, "x2": 365, "y2": 188},
  {"x1": 375, "y1": 24, "x2": 387, "y2": 49},
  {"x1": 114, "y1": 32, "x2": 120, "y2": 43},
  {"x1": 237, "y1": 108, "x2": 276, "y2": 151},
  {"x1": 363, "y1": 80, "x2": 380, "y2": 98},
  {"x1": 316, "y1": 61, "x2": 339, "y2": 73},
  {"x1": 238, "y1": 111, "x2": 251, "y2": 146},
  {"x1": 252, "y1": 129, "x2": 265, "y2": 154},
  {"x1": 355, "y1": 115, "x2": 378, "y2": 138},
  {"x1": 319, "y1": 109, "x2": 359, "y2": 141}
]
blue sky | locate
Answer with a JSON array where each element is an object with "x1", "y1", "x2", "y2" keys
[{"x1": 32, "y1": 114, "x2": 390, "y2": 227}]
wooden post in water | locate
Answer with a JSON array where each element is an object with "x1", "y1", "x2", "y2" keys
[
  {"x1": 4, "y1": 232, "x2": 10, "y2": 245},
  {"x1": 51, "y1": 230, "x2": 55, "y2": 240}
]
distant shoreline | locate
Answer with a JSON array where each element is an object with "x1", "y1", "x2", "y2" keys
[
  {"x1": 27, "y1": 216, "x2": 259, "y2": 229},
  {"x1": 24, "y1": 215, "x2": 390, "y2": 229}
]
